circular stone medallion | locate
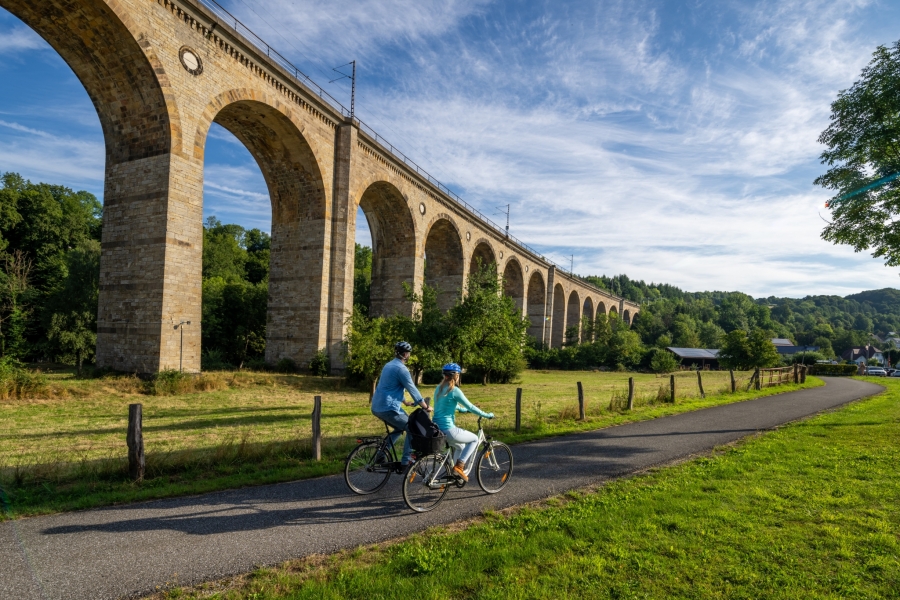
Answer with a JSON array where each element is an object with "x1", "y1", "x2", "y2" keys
[
  {"x1": 180, "y1": 46, "x2": 203, "y2": 75},
  {"x1": 466, "y1": 232, "x2": 471, "y2": 241},
  {"x1": 419, "y1": 203, "x2": 426, "y2": 215}
]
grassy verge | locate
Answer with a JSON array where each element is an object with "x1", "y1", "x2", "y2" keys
[
  {"x1": 152, "y1": 377, "x2": 898, "y2": 600},
  {"x1": 0, "y1": 369, "x2": 821, "y2": 519}
]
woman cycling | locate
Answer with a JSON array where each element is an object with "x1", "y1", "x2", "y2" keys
[{"x1": 431, "y1": 363, "x2": 493, "y2": 481}]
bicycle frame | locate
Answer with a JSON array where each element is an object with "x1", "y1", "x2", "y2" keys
[{"x1": 422, "y1": 418, "x2": 496, "y2": 487}]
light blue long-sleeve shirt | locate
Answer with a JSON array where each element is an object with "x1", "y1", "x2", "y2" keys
[
  {"x1": 371, "y1": 358, "x2": 425, "y2": 413},
  {"x1": 431, "y1": 385, "x2": 489, "y2": 431}
]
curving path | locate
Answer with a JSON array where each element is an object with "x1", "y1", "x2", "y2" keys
[{"x1": 0, "y1": 377, "x2": 883, "y2": 600}]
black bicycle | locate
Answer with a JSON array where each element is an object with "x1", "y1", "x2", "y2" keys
[
  {"x1": 402, "y1": 416, "x2": 513, "y2": 512},
  {"x1": 344, "y1": 421, "x2": 408, "y2": 494}
]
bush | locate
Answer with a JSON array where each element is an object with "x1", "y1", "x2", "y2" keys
[
  {"x1": 808, "y1": 363, "x2": 858, "y2": 376},
  {"x1": 0, "y1": 357, "x2": 47, "y2": 399},
  {"x1": 274, "y1": 358, "x2": 297, "y2": 373},
  {"x1": 308, "y1": 349, "x2": 330, "y2": 377},
  {"x1": 201, "y1": 349, "x2": 233, "y2": 371},
  {"x1": 784, "y1": 351, "x2": 826, "y2": 365},
  {"x1": 146, "y1": 370, "x2": 224, "y2": 395},
  {"x1": 648, "y1": 348, "x2": 679, "y2": 373}
]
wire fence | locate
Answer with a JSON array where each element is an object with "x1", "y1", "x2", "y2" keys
[{"x1": 193, "y1": 0, "x2": 589, "y2": 282}]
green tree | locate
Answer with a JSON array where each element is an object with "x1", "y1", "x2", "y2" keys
[
  {"x1": 447, "y1": 263, "x2": 528, "y2": 384},
  {"x1": 815, "y1": 40, "x2": 900, "y2": 268},
  {"x1": 353, "y1": 244, "x2": 372, "y2": 314},
  {"x1": 649, "y1": 348, "x2": 679, "y2": 373},
  {"x1": 746, "y1": 329, "x2": 782, "y2": 368},
  {"x1": 203, "y1": 217, "x2": 247, "y2": 281},
  {"x1": 44, "y1": 240, "x2": 101, "y2": 373},
  {"x1": 343, "y1": 307, "x2": 403, "y2": 400},
  {"x1": 0, "y1": 250, "x2": 32, "y2": 358},
  {"x1": 718, "y1": 330, "x2": 751, "y2": 370}
]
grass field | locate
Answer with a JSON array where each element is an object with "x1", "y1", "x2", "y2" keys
[
  {"x1": 151, "y1": 376, "x2": 898, "y2": 600},
  {"x1": 0, "y1": 367, "x2": 819, "y2": 519}
]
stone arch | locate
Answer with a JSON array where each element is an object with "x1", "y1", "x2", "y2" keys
[
  {"x1": 582, "y1": 297, "x2": 595, "y2": 342},
  {"x1": 358, "y1": 182, "x2": 418, "y2": 317},
  {"x1": 551, "y1": 283, "x2": 566, "y2": 348},
  {"x1": 424, "y1": 216, "x2": 464, "y2": 311},
  {"x1": 469, "y1": 239, "x2": 497, "y2": 276},
  {"x1": 3, "y1": 0, "x2": 201, "y2": 372},
  {"x1": 526, "y1": 270, "x2": 546, "y2": 341},
  {"x1": 598, "y1": 301, "x2": 607, "y2": 316},
  {"x1": 623, "y1": 309, "x2": 632, "y2": 326},
  {"x1": 201, "y1": 98, "x2": 329, "y2": 366},
  {"x1": 502, "y1": 258, "x2": 525, "y2": 314},
  {"x1": 609, "y1": 305, "x2": 619, "y2": 321},
  {"x1": 2, "y1": 0, "x2": 174, "y2": 164},
  {"x1": 566, "y1": 290, "x2": 581, "y2": 345}
]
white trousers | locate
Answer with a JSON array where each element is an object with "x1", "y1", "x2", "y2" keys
[{"x1": 441, "y1": 426, "x2": 478, "y2": 464}]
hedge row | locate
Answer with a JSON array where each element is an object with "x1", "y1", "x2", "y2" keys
[{"x1": 808, "y1": 364, "x2": 859, "y2": 376}]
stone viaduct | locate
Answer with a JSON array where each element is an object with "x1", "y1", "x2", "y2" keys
[{"x1": 3, "y1": 0, "x2": 640, "y2": 373}]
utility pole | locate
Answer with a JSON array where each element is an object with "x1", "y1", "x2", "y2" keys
[
  {"x1": 494, "y1": 204, "x2": 510, "y2": 237},
  {"x1": 570, "y1": 254, "x2": 574, "y2": 274},
  {"x1": 331, "y1": 60, "x2": 356, "y2": 120}
]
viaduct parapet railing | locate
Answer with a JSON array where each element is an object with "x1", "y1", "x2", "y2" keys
[{"x1": 187, "y1": 0, "x2": 628, "y2": 305}]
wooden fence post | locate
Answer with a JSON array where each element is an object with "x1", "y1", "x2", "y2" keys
[
  {"x1": 800, "y1": 366, "x2": 807, "y2": 384},
  {"x1": 627, "y1": 377, "x2": 634, "y2": 410},
  {"x1": 127, "y1": 403, "x2": 144, "y2": 482},
  {"x1": 577, "y1": 381, "x2": 585, "y2": 420},
  {"x1": 754, "y1": 368, "x2": 761, "y2": 391},
  {"x1": 793, "y1": 363, "x2": 799, "y2": 384},
  {"x1": 312, "y1": 395, "x2": 322, "y2": 461},
  {"x1": 729, "y1": 369, "x2": 736, "y2": 393},
  {"x1": 697, "y1": 371, "x2": 705, "y2": 398},
  {"x1": 670, "y1": 374, "x2": 676, "y2": 403},
  {"x1": 515, "y1": 387, "x2": 522, "y2": 433}
]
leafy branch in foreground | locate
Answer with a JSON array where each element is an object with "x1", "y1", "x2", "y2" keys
[{"x1": 815, "y1": 39, "x2": 900, "y2": 268}]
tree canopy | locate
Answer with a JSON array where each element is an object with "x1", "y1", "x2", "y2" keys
[{"x1": 815, "y1": 39, "x2": 900, "y2": 269}]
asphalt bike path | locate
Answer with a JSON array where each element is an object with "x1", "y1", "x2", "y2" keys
[{"x1": 0, "y1": 377, "x2": 883, "y2": 599}]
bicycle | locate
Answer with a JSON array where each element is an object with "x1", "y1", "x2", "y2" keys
[
  {"x1": 344, "y1": 420, "x2": 409, "y2": 494},
  {"x1": 402, "y1": 416, "x2": 513, "y2": 512}
]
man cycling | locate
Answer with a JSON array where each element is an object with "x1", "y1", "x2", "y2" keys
[{"x1": 371, "y1": 341, "x2": 430, "y2": 468}]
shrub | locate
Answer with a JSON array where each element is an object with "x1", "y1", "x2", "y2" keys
[
  {"x1": 808, "y1": 363, "x2": 858, "y2": 376},
  {"x1": 274, "y1": 358, "x2": 297, "y2": 373},
  {"x1": 308, "y1": 349, "x2": 330, "y2": 377},
  {"x1": 649, "y1": 348, "x2": 679, "y2": 373},
  {"x1": 784, "y1": 351, "x2": 826, "y2": 365},
  {"x1": 0, "y1": 357, "x2": 47, "y2": 399},
  {"x1": 145, "y1": 370, "x2": 224, "y2": 395},
  {"x1": 201, "y1": 349, "x2": 233, "y2": 371},
  {"x1": 146, "y1": 370, "x2": 191, "y2": 396}
]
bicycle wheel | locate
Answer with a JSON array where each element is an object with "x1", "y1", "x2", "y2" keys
[
  {"x1": 345, "y1": 441, "x2": 391, "y2": 494},
  {"x1": 476, "y1": 442, "x2": 513, "y2": 493},
  {"x1": 402, "y1": 453, "x2": 451, "y2": 512}
]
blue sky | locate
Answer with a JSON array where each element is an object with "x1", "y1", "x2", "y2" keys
[{"x1": 1, "y1": 0, "x2": 899, "y2": 297}]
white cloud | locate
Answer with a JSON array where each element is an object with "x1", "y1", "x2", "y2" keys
[{"x1": 0, "y1": 24, "x2": 44, "y2": 53}]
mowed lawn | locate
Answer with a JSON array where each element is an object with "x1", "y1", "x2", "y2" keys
[
  {"x1": 0, "y1": 368, "x2": 817, "y2": 518},
  {"x1": 153, "y1": 377, "x2": 899, "y2": 600}
]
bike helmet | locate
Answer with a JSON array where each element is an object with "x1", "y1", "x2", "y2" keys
[
  {"x1": 441, "y1": 363, "x2": 462, "y2": 374},
  {"x1": 394, "y1": 341, "x2": 412, "y2": 355}
]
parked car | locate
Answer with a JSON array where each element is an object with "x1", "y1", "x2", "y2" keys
[
  {"x1": 891, "y1": 370, "x2": 900, "y2": 378},
  {"x1": 866, "y1": 367, "x2": 887, "y2": 376}
]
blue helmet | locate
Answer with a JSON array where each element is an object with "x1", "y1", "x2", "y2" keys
[
  {"x1": 394, "y1": 341, "x2": 412, "y2": 355},
  {"x1": 442, "y1": 363, "x2": 462, "y2": 374}
]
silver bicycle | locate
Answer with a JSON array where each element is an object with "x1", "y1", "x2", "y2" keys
[{"x1": 402, "y1": 416, "x2": 513, "y2": 512}]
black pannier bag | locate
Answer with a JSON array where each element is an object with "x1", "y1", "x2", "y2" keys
[{"x1": 407, "y1": 407, "x2": 445, "y2": 454}]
